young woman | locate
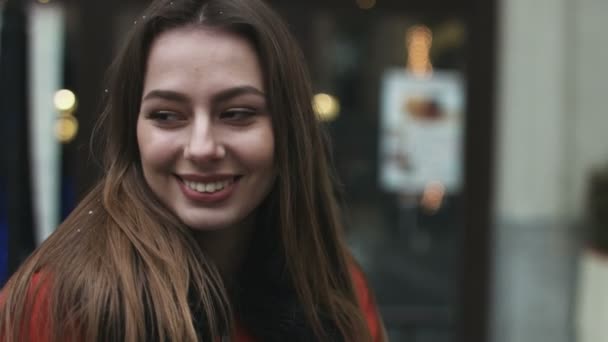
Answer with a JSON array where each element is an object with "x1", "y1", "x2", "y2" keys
[{"x1": 0, "y1": 0, "x2": 386, "y2": 341}]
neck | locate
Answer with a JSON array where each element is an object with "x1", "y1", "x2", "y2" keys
[{"x1": 193, "y1": 215, "x2": 256, "y2": 289}]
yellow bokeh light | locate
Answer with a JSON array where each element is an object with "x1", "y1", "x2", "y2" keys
[
  {"x1": 38, "y1": 0, "x2": 51, "y2": 3},
  {"x1": 313, "y1": 93, "x2": 340, "y2": 122},
  {"x1": 55, "y1": 115, "x2": 79, "y2": 143},
  {"x1": 406, "y1": 25, "x2": 433, "y2": 77},
  {"x1": 54, "y1": 89, "x2": 77, "y2": 112},
  {"x1": 356, "y1": 0, "x2": 376, "y2": 10},
  {"x1": 420, "y1": 181, "x2": 446, "y2": 213}
]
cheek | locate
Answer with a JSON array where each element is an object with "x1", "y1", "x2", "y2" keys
[
  {"x1": 246, "y1": 127, "x2": 275, "y2": 171},
  {"x1": 136, "y1": 121, "x2": 155, "y2": 168},
  {"x1": 136, "y1": 120, "x2": 179, "y2": 170}
]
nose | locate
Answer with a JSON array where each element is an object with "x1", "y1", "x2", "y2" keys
[{"x1": 184, "y1": 117, "x2": 226, "y2": 162}]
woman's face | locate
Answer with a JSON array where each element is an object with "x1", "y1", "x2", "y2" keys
[{"x1": 136, "y1": 26, "x2": 275, "y2": 231}]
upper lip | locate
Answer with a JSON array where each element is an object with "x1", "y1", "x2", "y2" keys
[{"x1": 177, "y1": 173, "x2": 239, "y2": 182}]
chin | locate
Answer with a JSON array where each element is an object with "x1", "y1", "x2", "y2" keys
[
  {"x1": 177, "y1": 209, "x2": 254, "y2": 233},
  {"x1": 186, "y1": 221, "x2": 231, "y2": 231}
]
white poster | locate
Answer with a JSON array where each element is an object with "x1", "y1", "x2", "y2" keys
[{"x1": 379, "y1": 69, "x2": 464, "y2": 194}]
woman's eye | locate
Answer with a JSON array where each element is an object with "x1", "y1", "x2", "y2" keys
[
  {"x1": 148, "y1": 111, "x2": 182, "y2": 122},
  {"x1": 220, "y1": 109, "x2": 256, "y2": 121}
]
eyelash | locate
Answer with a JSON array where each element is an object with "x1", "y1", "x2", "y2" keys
[
  {"x1": 145, "y1": 107, "x2": 259, "y2": 126},
  {"x1": 219, "y1": 108, "x2": 257, "y2": 121},
  {"x1": 147, "y1": 111, "x2": 182, "y2": 122}
]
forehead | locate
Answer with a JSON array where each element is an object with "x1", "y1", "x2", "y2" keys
[
  {"x1": 142, "y1": 26, "x2": 264, "y2": 95},
  {"x1": 152, "y1": 25, "x2": 253, "y2": 55}
]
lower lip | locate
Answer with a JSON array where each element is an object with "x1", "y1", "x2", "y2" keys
[{"x1": 177, "y1": 177, "x2": 238, "y2": 204}]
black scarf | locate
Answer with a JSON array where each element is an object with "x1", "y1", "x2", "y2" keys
[{"x1": 191, "y1": 224, "x2": 344, "y2": 342}]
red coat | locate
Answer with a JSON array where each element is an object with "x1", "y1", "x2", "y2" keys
[{"x1": 12, "y1": 266, "x2": 384, "y2": 341}]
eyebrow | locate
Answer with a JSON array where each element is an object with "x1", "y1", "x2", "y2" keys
[
  {"x1": 142, "y1": 86, "x2": 265, "y2": 104},
  {"x1": 214, "y1": 86, "x2": 265, "y2": 103}
]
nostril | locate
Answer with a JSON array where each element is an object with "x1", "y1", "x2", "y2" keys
[{"x1": 184, "y1": 140, "x2": 225, "y2": 161}]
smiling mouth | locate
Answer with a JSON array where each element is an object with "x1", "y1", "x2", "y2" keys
[
  {"x1": 178, "y1": 176, "x2": 240, "y2": 194},
  {"x1": 183, "y1": 179, "x2": 232, "y2": 193}
]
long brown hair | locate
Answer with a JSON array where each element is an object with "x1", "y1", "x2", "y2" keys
[{"x1": 0, "y1": 0, "x2": 374, "y2": 341}]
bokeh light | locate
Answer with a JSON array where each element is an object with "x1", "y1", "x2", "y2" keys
[
  {"x1": 420, "y1": 181, "x2": 446, "y2": 213},
  {"x1": 406, "y1": 25, "x2": 433, "y2": 76},
  {"x1": 55, "y1": 115, "x2": 79, "y2": 143},
  {"x1": 54, "y1": 89, "x2": 77, "y2": 112},
  {"x1": 313, "y1": 93, "x2": 341, "y2": 122}
]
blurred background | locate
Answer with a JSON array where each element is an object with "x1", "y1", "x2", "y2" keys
[{"x1": 1, "y1": 0, "x2": 607, "y2": 341}]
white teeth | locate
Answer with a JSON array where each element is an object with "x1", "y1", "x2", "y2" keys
[{"x1": 184, "y1": 179, "x2": 233, "y2": 193}]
